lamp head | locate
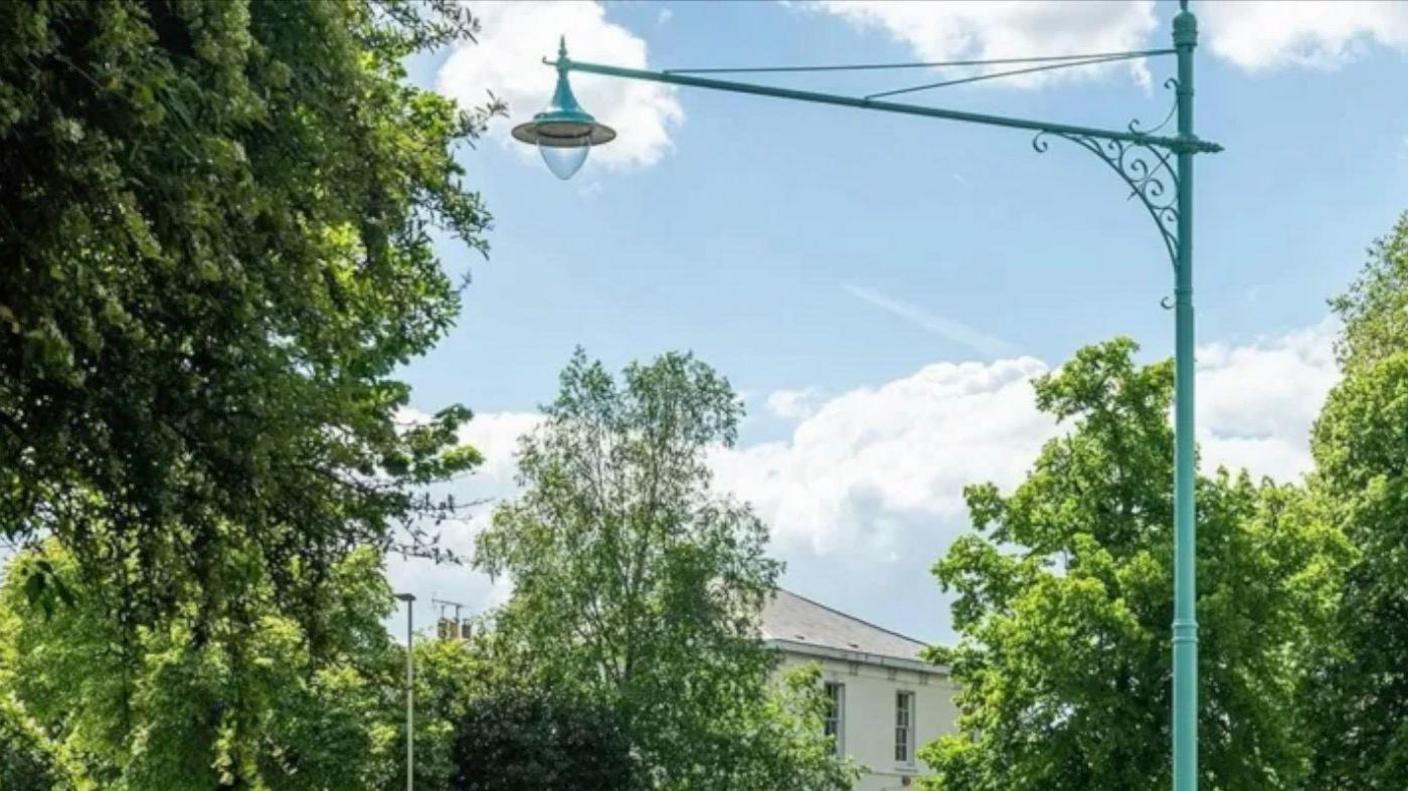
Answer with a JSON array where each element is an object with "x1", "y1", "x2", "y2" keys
[{"x1": 511, "y1": 37, "x2": 616, "y2": 180}]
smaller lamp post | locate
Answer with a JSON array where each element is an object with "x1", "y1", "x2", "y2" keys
[{"x1": 394, "y1": 592, "x2": 417, "y2": 791}]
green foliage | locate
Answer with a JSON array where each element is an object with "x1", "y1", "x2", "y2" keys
[
  {"x1": 728, "y1": 663, "x2": 862, "y2": 790},
  {"x1": 0, "y1": 541, "x2": 407, "y2": 790},
  {"x1": 922, "y1": 339, "x2": 1343, "y2": 791},
  {"x1": 0, "y1": 690, "x2": 73, "y2": 791},
  {"x1": 0, "y1": 3, "x2": 504, "y2": 785},
  {"x1": 382, "y1": 633, "x2": 501, "y2": 791},
  {"x1": 1304, "y1": 212, "x2": 1408, "y2": 788},
  {"x1": 1328, "y1": 213, "x2": 1408, "y2": 372},
  {"x1": 447, "y1": 687, "x2": 632, "y2": 790},
  {"x1": 475, "y1": 349, "x2": 854, "y2": 791},
  {"x1": 0, "y1": 0, "x2": 495, "y2": 636}
]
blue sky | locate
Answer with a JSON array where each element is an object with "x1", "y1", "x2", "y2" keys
[{"x1": 387, "y1": 1, "x2": 1408, "y2": 642}]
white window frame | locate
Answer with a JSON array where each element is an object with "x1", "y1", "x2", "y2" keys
[
  {"x1": 895, "y1": 690, "x2": 916, "y2": 765},
  {"x1": 823, "y1": 681, "x2": 845, "y2": 755}
]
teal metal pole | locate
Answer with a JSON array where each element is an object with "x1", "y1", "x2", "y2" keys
[{"x1": 1171, "y1": 4, "x2": 1198, "y2": 791}]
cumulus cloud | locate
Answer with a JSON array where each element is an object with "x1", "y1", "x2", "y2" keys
[
  {"x1": 767, "y1": 387, "x2": 825, "y2": 421},
  {"x1": 806, "y1": 0, "x2": 1408, "y2": 89},
  {"x1": 715, "y1": 357, "x2": 1052, "y2": 559},
  {"x1": 1196, "y1": 319, "x2": 1339, "y2": 481},
  {"x1": 806, "y1": 1, "x2": 1160, "y2": 88},
  {"x1": 714, "y1": 355, "x2": 1056, "y2": 640},
  {"x1": 456, "y1": 411, "x2": 544, "y2": 487},
  {"x1": 1199, "y1": 1, "x2": 1408, "y2": 72},
  {"x1": 437, "y1": 2, "x2": 683, "y2": 171},
  {"x1": 729, "y1": 322, "x2": 1338, "y2": 558}
]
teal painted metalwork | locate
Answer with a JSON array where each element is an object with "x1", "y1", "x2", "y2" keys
[
  {"x1": 664, "y1": 49, "x2": 1175, "y2": 76},
  {"x1": 867, "y1": 50, "x2": 1164, "y2": 100},
  {"x1": 516, "y1": 3, "x2": 1216, "y2": 787},
  {"x1": 511, "y1": 37, "x2": 616, "y2": 149},
  {"x1": 1033, "y1": 119, "x2": 1181, "y2": 268},
  {"x1": 1171, "y1": 5, "x2": 1200, "y2": 791},
  {"x1": 556, "y1": 55, "x2": 1221, "y2": 156}
]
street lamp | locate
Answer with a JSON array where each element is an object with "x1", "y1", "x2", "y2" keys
[
  {"x1": 511, "y1": 37, "x2": 616, "y2": 179},
  {"x1": 394, "y1": 592, "x2": 416, "y2": 791},
  {"x1": 512, "y1": 3, "x2": 1218, "y2": 790}
]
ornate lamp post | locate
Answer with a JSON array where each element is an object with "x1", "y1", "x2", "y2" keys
[{"x1": 513, "y1": 3, "x2": 1219, "y2": 788}]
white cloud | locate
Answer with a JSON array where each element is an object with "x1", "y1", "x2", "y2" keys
[
  {"x1": 730, "y1": 322, "x2": 1338, "y2": 559},
  {"x1": 1196, "y1": 320, "x2": 1339, "y2": 481},
  {"x1": 458, "y1": 411, "x2": 544, "y2": 486},
  {"x1": 767, "y1": 387, "x2": 824, "y2": 421},
  {"x1": 437, "y1": 2, "x2": 683, "y2": 171},
  {"x1": 806, "y1": 0, "x2": 1408, "y2": 89},
  {"x1": 807, "y1": 1, "x2": 1160, "y2": 88},
  {"x1": 844, "y1": 283, "x2": 1017, "y2": 358},
  {"x1": 1199, "y1": 1, "x2": 1408, "y2": 72},
  {"x1": 712, "y1": 354, "x2": 1053, "y2": 641},
  {"x1": 715, "y1": 356, "x2": 1053, "y2": 558}
]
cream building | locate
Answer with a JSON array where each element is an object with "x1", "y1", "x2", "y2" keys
[{"x1": 762, "y1": 590, "x2": 958, "y2": 790}]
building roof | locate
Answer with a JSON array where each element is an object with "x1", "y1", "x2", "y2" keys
[{"x1": 760, "y1": 589, "x2": 929, "y2": 665}]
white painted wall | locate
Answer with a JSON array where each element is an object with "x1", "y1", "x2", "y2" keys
[{"x1": 778, "y1": 651, "x2": 959, "y2": 791}]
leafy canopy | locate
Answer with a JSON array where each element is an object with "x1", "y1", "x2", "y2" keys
[
  {"x1": 922, "y1": 339, "x2": 1343, "y2": 791},
  {"x1": 0, "y1": 542, "x2": 410, "y2": 790},
  {"x1": 0, "y1": 0, "x2": 495, "y2": 633},
  {"x1": 447, "y1": 687, "x2": 632, "y2": 791},
  {"x1": 476, "y1": 349, "x2": 855, "y2": 791},
  {"x1": 1304, "y1": 212, "x2": 1408, "y2": 788}
]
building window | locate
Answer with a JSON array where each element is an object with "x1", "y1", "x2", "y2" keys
[
  {"x1": 824, "y1": 681, "x2": 845, "y2": 754},
  {"x1": 895, "y1": 691, "x2": 915, "y2": 764}
]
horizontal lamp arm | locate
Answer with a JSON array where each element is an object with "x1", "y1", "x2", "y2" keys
[{"x1": 557, "y1": 58, "x2": 1222, "y2": 155}]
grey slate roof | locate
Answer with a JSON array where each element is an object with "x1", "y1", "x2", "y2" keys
[{"x1": 760, "y1": 589, "x2": 928, "y2": 662}]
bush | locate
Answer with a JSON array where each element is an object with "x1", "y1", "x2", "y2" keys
[{"x1": 449, "y1": 689, "x2": 631, "y2": 791}]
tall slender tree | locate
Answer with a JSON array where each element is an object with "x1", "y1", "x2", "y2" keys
[{"x1": 476, "y1": 350, "x2": 854, "y2": 791}]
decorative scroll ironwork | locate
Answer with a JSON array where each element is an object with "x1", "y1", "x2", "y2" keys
[{"x1": 1032, "y1": 78, "x2": 1182, "y2": 269}]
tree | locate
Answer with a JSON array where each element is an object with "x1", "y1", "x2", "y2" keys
[
  {"x1": 475, "y1": 350, "x2": 854, "y2": 790},
  {"x1": 921, "y1": 340, "x2": 1343, "y2": 791},
  {"x1": 0, "y1": 0, "x2": 494, "y2": 639},
  {"x1": 1304, "y1": 212, "x2": 1408, "y2": 788},
  {"x1": 387, "y1": 630, "x2": 500, "y2": 791},
  {"x1": 448, "y1": 687, "x2": 632, "y2": 791},
  {"x1": 0, "y1": 694, "x2": 71, "y2": 791},
  {"x1": 1326, "y1": 213, "x2": 1408, "y2": 372},
  {"x1": 0, "y1": 541, "x2": 409, "y2": 790}
]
